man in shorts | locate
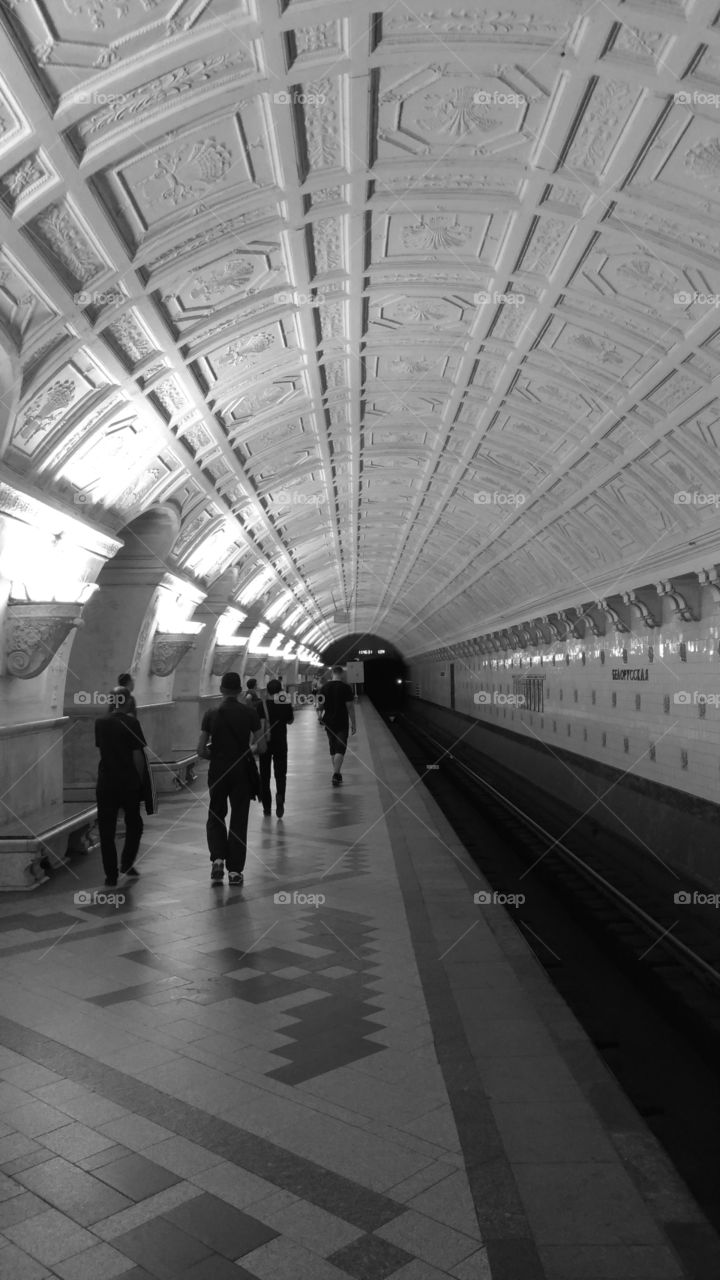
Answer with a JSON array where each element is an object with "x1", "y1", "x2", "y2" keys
[{"x1": 322, "y1": 666, "x2": 356, "y2": 786}]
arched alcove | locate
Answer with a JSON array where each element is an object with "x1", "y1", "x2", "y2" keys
[{"x1": 62, "y1": 504, "x2": 191, "y2": 799}]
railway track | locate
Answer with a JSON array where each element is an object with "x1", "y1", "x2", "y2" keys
[{"x1": 384, "y1": 706, "x2": 720, "y2": 1240}]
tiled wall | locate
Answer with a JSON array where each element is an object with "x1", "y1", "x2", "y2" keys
[{"x1": 411, "y1": 592, "x2": 720, "y2": 806}]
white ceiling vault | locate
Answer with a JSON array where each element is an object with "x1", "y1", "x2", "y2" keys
[{"x1": 2, "y1": 0, "x2": 720, "y2": 657}]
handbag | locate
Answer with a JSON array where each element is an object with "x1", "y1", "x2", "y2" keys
[
  {"x1": 245, "y1": 750, "x2": 262, "y2": 801},
  {"x1": 255, "y1": 698, "x2": 272, "y2": 751},
  {"x1": 141, "y1": 746, "x2": 159, "y2": 815}
]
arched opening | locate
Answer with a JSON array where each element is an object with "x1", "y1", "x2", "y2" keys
[
  {"x1": 63, "y1": 504, "x2": 184, "y2": 799},
  {"x1": 320, "y1": 633, "x2": 408, "y2": 715}
]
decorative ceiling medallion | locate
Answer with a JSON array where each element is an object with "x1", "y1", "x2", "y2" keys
[
  {"x1": 684, "y1": 138, "x2": 720, "y2": 193},
  {"x1": 401, "y1": 216, "x2": 471, "y2": 252}
]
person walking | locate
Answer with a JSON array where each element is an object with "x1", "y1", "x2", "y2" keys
[
  {"x1": 261, "y1": 678, "x2": 294, "y2": 818},
  {"x1": 322, "y1": 666, "x2": 356, "y2": 786},
  {"x1": 94, "y1": 686, "x2": 147, "y2": 886},
  {"x1": 197, "y1": 672, "x2": 266, "y2": 885}
]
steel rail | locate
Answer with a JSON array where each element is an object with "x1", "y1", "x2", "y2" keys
[{"x1": 403, "y1": 714, "x2": 720, "y2": 991}]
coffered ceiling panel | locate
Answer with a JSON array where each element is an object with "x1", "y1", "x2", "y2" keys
[{"x1": 2, "y1": 0, "x2": 720, "y2": 656}]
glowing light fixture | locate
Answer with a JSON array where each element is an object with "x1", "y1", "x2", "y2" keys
[
  {"x1": 216, "y1": 607, "x2": 248, "y2": 644},
  {"x1": 264, "y1": 590, "x2": 295, "y2": 622},
  {"x1": 283, "y1": 605, "x2": 304, "y2": 629},
  {"x1": 155, "y1": 575, "x2": 205, "y2": 634},
  {"x1": 247, "y1": 623, "x2": 269, "y2": 653},
  {"x1": 238, "y1": 567, "x2": 275, "y2": 606}
]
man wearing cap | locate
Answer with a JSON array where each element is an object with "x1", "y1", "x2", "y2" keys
[{"x1": 197, "y1": 671, "x2": 266, "y2": 885}]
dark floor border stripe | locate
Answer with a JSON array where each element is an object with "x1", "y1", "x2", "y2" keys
[
  {"x1": 366, "y1": 718, "x2": 545, "y2": 1280},
  {"x1": 0, "y1": 1012, "x2": 403, "y2": 1234}
]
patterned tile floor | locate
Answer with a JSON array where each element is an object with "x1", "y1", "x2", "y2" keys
[{"x1": 0, "y1": 704, "x2": 711, "y2": 1280}]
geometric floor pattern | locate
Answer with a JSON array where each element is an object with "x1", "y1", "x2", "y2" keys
[{"x1": 0, "y1": 706, "x2": 488, "y2": 1280}]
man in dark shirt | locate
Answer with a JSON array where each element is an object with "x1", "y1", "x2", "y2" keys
[
  {"x1": 117, "y1": 672, "x2": 138, "y2": 717},
  {"x1": 322, "y1": 666, "x2": 356, "y2": 787},
  {"x1": 262, "y1": 678, "x2": 295, "y2": 818},
  {"x1": 197, "y1": 671, "x2": 265, "y2": 885},
  {"x1": 95, "y1": 687, "x2": 147, "y2": 886}
]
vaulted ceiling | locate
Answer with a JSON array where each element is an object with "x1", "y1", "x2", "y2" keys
[{"x1": 2, "y1": 0, "x2": 720, "y2": 658}]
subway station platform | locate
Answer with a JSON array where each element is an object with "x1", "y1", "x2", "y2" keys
[{"x1": 0, "y1": 703, "x2": 712, "y2": 1280}]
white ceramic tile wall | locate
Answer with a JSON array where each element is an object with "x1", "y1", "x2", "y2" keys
[{"x1": 411, "y1": 593, "x2": 720, "y2": 805}]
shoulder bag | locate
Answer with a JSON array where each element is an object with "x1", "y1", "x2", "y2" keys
[{"x1": 215, "y1": 705, "x2": 262, "y2": 801}]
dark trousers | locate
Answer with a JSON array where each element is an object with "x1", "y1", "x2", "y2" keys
[
  {"x1": 207, "y1": 767, "x2": 251, "y2": 872},
  {"x1": 259, "y1": 742, "x2": 288, "y2": 812},
  {"x1": 96, "y1": 783, "x2": 143, "y2": 879}
]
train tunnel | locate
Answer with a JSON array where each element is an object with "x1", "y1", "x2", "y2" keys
[{"x1": 0, "y1": 2, "x2": 720, "y2": 1275}]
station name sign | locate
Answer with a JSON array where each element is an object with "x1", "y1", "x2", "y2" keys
[{"x1": 611, "y1": 668, "x2": 649, "y2": 680}]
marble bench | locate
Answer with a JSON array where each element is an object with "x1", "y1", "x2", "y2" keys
[
  {"x1": 149, "y1": 752, "x2": 198, "y2": 795},
  {"x1": 0, "y1": 802, "x2": 98, "y2": 890}
]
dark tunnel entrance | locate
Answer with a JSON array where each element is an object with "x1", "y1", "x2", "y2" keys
[{"x1": 320, "y1": 633, "x2": 408, "y2": 716}]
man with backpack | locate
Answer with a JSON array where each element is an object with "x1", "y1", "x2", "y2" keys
[{"x1": 197, "y1": 672, "x2": 266, "y2": 885}]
